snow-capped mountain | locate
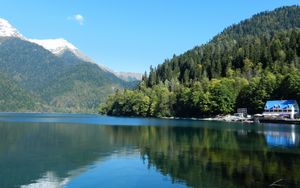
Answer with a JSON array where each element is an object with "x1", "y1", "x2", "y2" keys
[
  {"x1": 0, "y1": 18, "x2": 93, "y2": 63},
  {"x1": 0, "y1": 18, "x2": 24, "y2": 39},
  {"x1": 29, "y1": 38, "x2": 77, "y2": 55},
  {"x1": 28, "y1": 38, "x2": 94, "y2": 63},
  {"x1": 0, "y1": 17, "x2": 140, "y2": 113},
  {"x1": 0, "y1": 17, "x2": 142, "y2": 81}
]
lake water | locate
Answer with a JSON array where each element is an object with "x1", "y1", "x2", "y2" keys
[{"x1": 0, "y1": 113, "x2": 299, "y2": 188}]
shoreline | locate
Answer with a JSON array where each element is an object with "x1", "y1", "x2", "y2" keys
[
  {"x1": 1, "y1": 112, "x2": 300, "y2": 125},
  {"x1": 161, "y1": 115, "x2": 254, "y2": 124}
]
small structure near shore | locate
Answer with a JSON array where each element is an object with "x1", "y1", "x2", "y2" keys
[
  {"x1": 237, "y1": 108, "x2": 247, "y2": 117},
  {"x1": 263, "y1": 100, "x2": 299, "y2": 119}
]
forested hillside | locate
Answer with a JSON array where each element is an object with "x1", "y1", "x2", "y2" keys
[
  {"x1": 0, "y1": 72, "x2": 43, "y2": 112},
  {"x1": 100, "y1": 6, "x2": 300, "y2": 117},
  {"x1": 0, "y1": 37, "x2": 132, "y2": 113}
]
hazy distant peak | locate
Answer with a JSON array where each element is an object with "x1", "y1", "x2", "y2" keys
[
  {"x1": 114, "y1": 72, "x2": 142, "y2": 81},
  {"x1": 0, "y1": 18, "x2": 24, "y2": 39}
]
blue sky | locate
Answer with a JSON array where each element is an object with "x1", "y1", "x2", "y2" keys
[{"x1": 0, "y1": 0, "x2": 299, "y2": 73}]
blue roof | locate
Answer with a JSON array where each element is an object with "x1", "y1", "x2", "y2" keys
[{"x1": 264, "y1": 100, "x2": 297, "y2": 110}]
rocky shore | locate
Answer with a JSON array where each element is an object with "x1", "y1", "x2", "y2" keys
[{"x1": 203, "y1": 115, "x2": 253, "y2": 123}]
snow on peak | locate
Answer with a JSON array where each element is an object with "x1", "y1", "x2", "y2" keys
[
  {"x1": 29, "y1": 38, "x2": 95, "y2": 63},
  {"x1": 0, "y1": 18, "x2": 24, "y2": 38},
  {"x1": 29, "y1": 38, "x2": 77, "y2": 55},
  {"x1": 0, "y1": 18, "x2": 116, "y2": 73}
]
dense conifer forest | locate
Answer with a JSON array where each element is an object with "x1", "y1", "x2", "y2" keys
[{"x1": 100, "y1": 6, "x2": 300, "y2": 117}]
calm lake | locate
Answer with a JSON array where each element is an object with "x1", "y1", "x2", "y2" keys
[{"x1": 0, "y1": 113, "x2": 299, "y2": 188}]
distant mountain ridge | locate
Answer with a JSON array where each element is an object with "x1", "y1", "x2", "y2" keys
[
  {"x1": 0, "y1": 18, "x2": 137, "y2": 112},
  {"x1": 0, "y1": 18, "x2": 141, "y2": 80},
  {"x1": 114, "y1": 72, "x2": 142, "y2": 81},
  {"x1": 28, "y1": 38, "x2": 142, "y2": 81}
]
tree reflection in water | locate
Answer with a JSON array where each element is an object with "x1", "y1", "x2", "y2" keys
[
  {"x1": 106, "y1": 126, "x2": 300, "y2": 187},
  {"x1": 1, "y1": 121, "x2": 300, "y2": 188}
]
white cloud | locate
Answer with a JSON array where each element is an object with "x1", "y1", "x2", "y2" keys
[{"x1": 68, "y1": 14, "x2": 84, "y2": 25}]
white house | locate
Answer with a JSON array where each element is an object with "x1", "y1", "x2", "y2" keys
[{"x1": 263, "y1": 100, "x2": 299, "y2": 119}]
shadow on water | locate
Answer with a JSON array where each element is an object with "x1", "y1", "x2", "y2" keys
[{"x1": 0, "y1": 113, "x2": 300, "y2": 187}]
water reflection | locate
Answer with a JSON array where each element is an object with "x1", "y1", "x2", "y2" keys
[
  {"x1": 66, "y1": 155, "x2": 186, "y2": 188},
  {"x1": 263, "y1": 124, "x2": 299, "y2": 148},
  {"x1": 264, "y1": 131, "x2": 298, "y2": 148},
  {"x1": 105, "y1": 126, "x2": 300, "y2": 187},
  {"x1": 21, "y1": 171, "x2": 70, "y2": 188},
  {"x1": 0, "y1": 122, "x2": 116, "y2": 188},
  {"x1": 0, "y1": 118, "x2": 300, "y2": 188}
]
